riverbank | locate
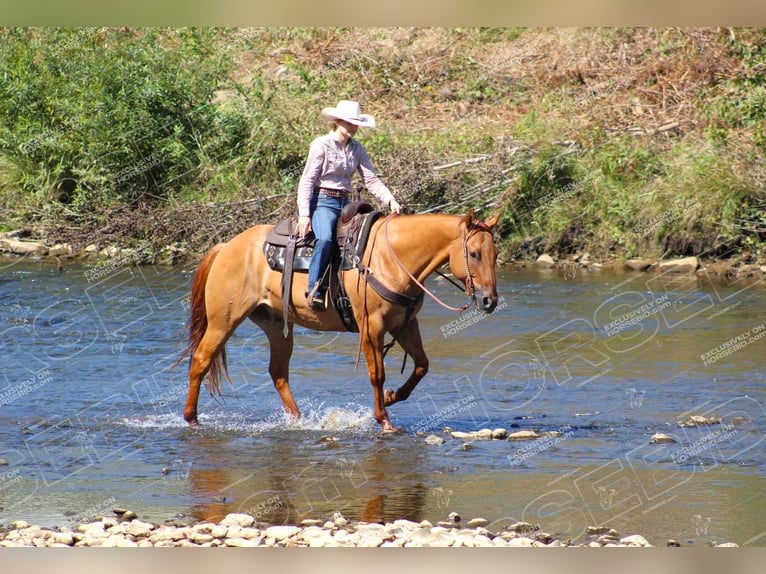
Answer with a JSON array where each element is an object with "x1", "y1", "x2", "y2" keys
[
  {"x1": 2, "y1": 227, "x2": 765, "y2": 284},
  {"x1": 0, "y1": 510, "x2": 739, "y2": 547}
]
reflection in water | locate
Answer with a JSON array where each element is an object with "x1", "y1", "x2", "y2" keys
[{"x1": 181, "y1": 433, "x2": 428, "y2": 525}]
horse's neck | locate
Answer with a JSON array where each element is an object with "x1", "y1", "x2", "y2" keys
[{"x1": 384, "y1": 214, "x2": 459, "y2": 281}]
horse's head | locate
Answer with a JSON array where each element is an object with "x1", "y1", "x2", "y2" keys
[{"x1": 451, "y1": 209, "x2": 500, "y2": 313}]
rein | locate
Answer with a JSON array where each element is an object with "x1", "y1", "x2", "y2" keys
[{"x1": 382, "y1": 215, "x2": 493, "y2": 313}]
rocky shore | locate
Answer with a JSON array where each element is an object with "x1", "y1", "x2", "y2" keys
[{"x1": 0, "y1": 509, "x2": 739, "y2": 548}]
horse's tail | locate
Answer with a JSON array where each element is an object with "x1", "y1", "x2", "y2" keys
[{"x1": 179, "y1": 242, "x2": 228, "y2": 397}]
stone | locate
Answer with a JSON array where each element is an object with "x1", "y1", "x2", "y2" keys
[
  {"x1": 621, "y1": 534, "x2": 652, "y2": 547},
  {"x1": 190, "y1": 532, "x2": 214, "y2": 544},
  {"x1": 53, "y1": 532, "x2": 75, "y2": 546},
  {"x1": 300, "y1": 519, "x2": 324, "y2": 527},
  {"x1": 625, "y1": 259, "x2": 652, "y2": 272},
  {"x1": 125, "y1": 520, "x2": 155, "y2": 538},
  {"x1": 219, "y1": 513, "x2": 255, "y2": 528},
  {"x1": 536, "y1": 254, "x2": 555, "y2": 267},
  {"x1": 264, "y1": 525, "x2": 300, "y2": 541},
  {"x1": 507, "y1": 536, "x2": 535, "y2": 547},
  {"x1": 425, "y1": 434, "x2": 445, "y2": 445},
  {"x1": 475, "y1": 428, "x2": 494, "y2": 439},
  {"x1": 667, "y1": 539, "x2": 681, "y2": 547},
  {"x1": 467, "y1": 518, "x2": 489, "y2": 528},
  {"x1": 714, "y1": 542, "x2": 739, "y2": 547},
  {"x1": 240, "y1": 527, "x2": 262, "y2": 540},
  {"x1": 10, "y1": 520, "x2": 29, "y2": 529},
  {"x1": 448, "y1": 511, "x2": 461, "y2": 523},
  {"x1": 678, "y1": 414, "x2": 721, "y2": 427},
  {"x1": 449, "y1": 431, "x2": 475, "y2": 440},
  {"x1": 49, "y1": 243, "x2": 74, "y2": 257},
  {"x1": 650, "y1": 432, "x2": 677, "y2": 444},
  {"x1": 507, "y1": 521, "x2": 537, "y2": 534},
  {"x1": 507, "y1": 430, "x2": 541, "y2": 440},
  {"x1": 225, "y1": 537, "x2": 260, "y2": 547},
  {"x1": 657, "y1": 257, "x2": 699, "y2": 274},
  {"x1": 0, "y1": 239, "x2": 48, "y2": 256},
  {"x1": 210, "y1": 524, "x2": 228, "y2": 538},
  {"x1": 491, "y1": 428, "x2": 508, "y2": 439},
  {"x1": 587, "y1": 525, "x2": 611, "y2": 535}
]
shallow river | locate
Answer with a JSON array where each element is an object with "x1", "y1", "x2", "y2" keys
[{"x1": 1, "y1": 256, "x2": 764, "y2": 545}]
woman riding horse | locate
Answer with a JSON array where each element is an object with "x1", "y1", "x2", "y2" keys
[{"x1": 296, "y1": 100, "x2": 402, "y2": 311}]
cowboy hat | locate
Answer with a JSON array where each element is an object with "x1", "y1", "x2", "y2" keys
[{"x1": 320, "y1": 100, "x2": 376, "y2": 128}]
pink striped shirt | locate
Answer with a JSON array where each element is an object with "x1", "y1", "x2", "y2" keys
[{"x1": 296, "y1": 133, "x2": 395, "y2": 217}]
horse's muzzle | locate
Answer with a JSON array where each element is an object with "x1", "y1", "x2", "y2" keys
[{"x1": 476, "y1": 287, "x2": 498, "y2": 313}]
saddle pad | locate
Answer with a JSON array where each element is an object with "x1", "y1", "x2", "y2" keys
[{"x1": 263, "y1": 209, "x2": 382, "y2": 273}]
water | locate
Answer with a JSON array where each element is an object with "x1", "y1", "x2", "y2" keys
[{"x1": 1, "y1": 256, "x2": 764, "y2": 545}]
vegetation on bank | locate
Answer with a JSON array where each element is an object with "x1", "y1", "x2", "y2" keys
[{"x1": 0, "y1": 27, "x2": 764, "y2": 263}]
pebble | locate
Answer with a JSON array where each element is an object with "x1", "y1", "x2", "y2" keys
[
  {"x1": 650, "y1": 432, "x2": 677, "y2": 444},
  {"x1": 425, "y1": 434, "x2": 445, "y2": 445},
  {"x1": 0, "y1": 510, "x2": 735, "y2": 548}
]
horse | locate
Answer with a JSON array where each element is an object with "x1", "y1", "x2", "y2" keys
[{"x1": 180, "y1": 209, "x2": 500, "y2": 433}]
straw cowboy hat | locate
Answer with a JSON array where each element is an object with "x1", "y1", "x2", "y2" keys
[{"x1": 320, "y1": 100, "x2": 376, "y2": 128}]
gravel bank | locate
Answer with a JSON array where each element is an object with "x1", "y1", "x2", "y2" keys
[{"x1": 0, "y1": 510, "x2": 739, "y2": 547}]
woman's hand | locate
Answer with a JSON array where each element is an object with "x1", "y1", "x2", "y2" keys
[
  {"x1": 297, "y1": 216, "x2": 312, "y2": 237},
  {"x1": 389, "y1": 199, "x2": 402, "y2": 214}
]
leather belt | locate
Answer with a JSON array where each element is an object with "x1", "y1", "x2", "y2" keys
[{"x1": 317, "y1": 187, "x2": 349, "y2": 199}]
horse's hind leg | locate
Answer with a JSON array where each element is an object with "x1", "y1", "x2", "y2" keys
[
  {"x1": 252, "y1": 309, "x2": 300, "y2": 419},
  {"x1": 383, "y1": 318, "x2": 429, "y2": 407},
  {"x1": 184, "y1": 325, "x2": 230, "y2": 425}
]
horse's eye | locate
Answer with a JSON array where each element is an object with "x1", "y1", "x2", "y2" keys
[{"x1": 469, "y1": 251, "x2": 480, "y2": 260}]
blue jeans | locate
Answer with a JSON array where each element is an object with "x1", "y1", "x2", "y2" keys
[{"x1": 308, "y1": 194, "x2": 348, "y2": 295}]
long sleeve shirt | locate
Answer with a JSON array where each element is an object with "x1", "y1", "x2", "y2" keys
[{"x1": 296, "y1": 132, "x2": 395, "y2": 217}]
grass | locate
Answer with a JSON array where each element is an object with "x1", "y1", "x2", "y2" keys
[{"x1": 0, "y1": 27, "x2": 764, "y2": 262}]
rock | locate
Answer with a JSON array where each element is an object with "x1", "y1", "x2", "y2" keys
[
  {"x1": 0, "y1": 238, "x2": 48, "y2": 256},
  {"x1": 300, "y1": 519, "x2": 324, "y2": 527},
  {"x1": 475, "y1": 428, "x2": 494, "y2": 439},
  {"x1": 467, "y1": 518, "x2": 489, "y2": 528},
  {"x1": 507, "y1": 430, "x2": 541, "y2": 440},
  {"x1": 264, "y1": 525, "x2": 300, "y2": 541},
  {"x1": 714, "y1": 542, "x2": 739, "y2": 547},
  {"x1": 210, "y1": 524, "x2": 228, "y2": 538},
  {"x1": 449, "y1": 431, "x2": 475, "y2": 440},
  {"x1": 219, "y1": 513, "x2": 256, "y2": 528},
  {"x1": 225, "y1": 537, "x2": 261, "y2": 547},
  {"x1": 0, "y1": 458, "x2": 9, "y2": 466},
  {"x1": 425, "y1": 434, "x2": 445, "y2": 445},
  {"x1": 10, "y1": 520, "x2": 29, "y2": 529},
  {"x1": 240, "y1": 527, "x2": 262, "y2": 540},
  {"x1": 447, "y1": 511, "x2": 461, "y2": 523},
  {"x1": 536, "y1": 254, "x2": 556, "y2": 267},
  {"x1": 491, "y1": 428, "x2": 508, "y2": 439},
  {"x1": 678, "y1": 414, "x2": 721, "y2": 427},
  {"x1": 53, "y1": 532, "x2": 75, "y2": 546},
  {"x1": 507, "y1": 521, "x2": 537, "y2": 534},
  {"x1": 125, "y1": 520, "x2": 155, "y2": 538},
  {"x1": 667, "y1": 539, "x2": 681, "y2": 547},
  {"x1": 587, "y1": 525, "x2": 611, "y2": 535},
  {"x1": 620, "y1": 534, "x2": 652, "y2": 547},
  {"x1": 657, "y1": 257, "x2": 699, "y2": 274},
  {"x1": 650, "y1": 432, "x2": 677, "y2": 444},
  {"x1": 625, "y1": 259, "x2": 652, "y2": 271},
  {"x1": 190, "y1": 532, "x2": 214, "y2": 544},
  {"x1": 507, "y1": 536, "x2": 535, "y2": 547},
  {"x1": 49, "y1": 243, "x2": 74, "y2": 257}
]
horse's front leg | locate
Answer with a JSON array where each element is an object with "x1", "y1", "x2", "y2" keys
[
  {"x1": 383, "y1": 318, "x2": 429, "y2": 407},
  {"x1": 361, "y1": 318, "x2": 397, "y2": 433}
]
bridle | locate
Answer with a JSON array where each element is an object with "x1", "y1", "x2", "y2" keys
[{"x1": 382, "y1": 214, "x2": 494, "y2": 313}]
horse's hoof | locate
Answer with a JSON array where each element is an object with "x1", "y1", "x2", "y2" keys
[
  {"x1": 384, "y1": 389, "x2": 396, "y2": 406},
  {"x1": 186, "y1": 418, "x2": 199, "y2": 428},
  {"x1": 380, "y1": 421, "x2": 398, "y2": 434}
]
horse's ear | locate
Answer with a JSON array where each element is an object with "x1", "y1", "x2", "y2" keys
[
  {"x1": 464, "y1": 208, "x2": 476, "y2": 228},
  {"x1": 484, "y1": 212, "x2": 500, "y2": 229}
]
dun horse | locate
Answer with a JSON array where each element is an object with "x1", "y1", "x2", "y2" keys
[{"x1": 180, "y1": 209, "x2": 500, "y2": 433}]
